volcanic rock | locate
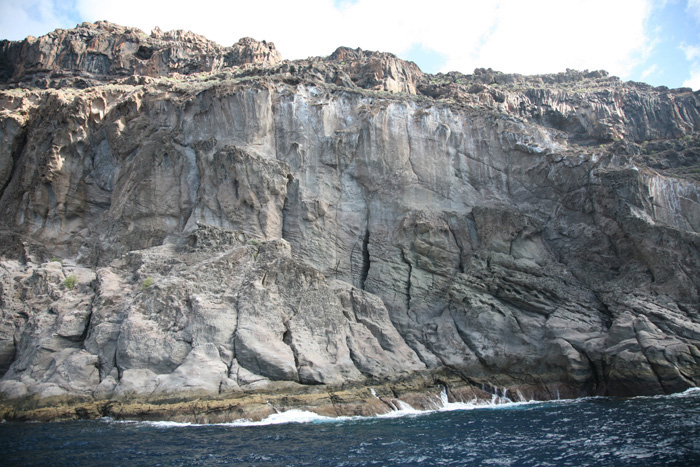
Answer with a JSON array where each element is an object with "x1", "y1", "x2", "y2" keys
[{"x1": 1, "y1": 22, "x2": 700, "y2": 421}]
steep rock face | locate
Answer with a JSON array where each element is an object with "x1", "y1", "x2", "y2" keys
[{"x1": 1, "y1": 23, "x2": 700, "y2": 420}]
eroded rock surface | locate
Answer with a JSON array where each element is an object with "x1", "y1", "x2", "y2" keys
[{"x1": 1, "y1": 22, "x2": 699, "y2": 421}]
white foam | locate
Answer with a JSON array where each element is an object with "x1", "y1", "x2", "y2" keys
[
  {"x1": 372, "y1": 387, "x2": 546, "y2": 419},
  {"x1": 394, "y1": 400, "x2": 416, "y2": 411},
  {"x1": 222, "y1": 409, "x2": 356, "y2": 427},
  {"x1": 147, "y1": 420, "x2": 202, "y2": 428},
  {"x1": 428, "y1": 386, "x2": 538, "y2": 413},
  {"x1": 676, "y1": 387, "x2": 700, "y2": 396},
  {"x1": 377, "y1": 399, "x2": 425, "y2": 418},
  {"x1": 635, "y1": 386, "x2": 700, "y2": 400},
  {"x1": 100, "y1": 418, "x2": 202, "y2": 428}
]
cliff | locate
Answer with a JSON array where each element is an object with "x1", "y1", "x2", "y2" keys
[{"x1": 1, "y1": 22, "x2": 700, "y2": 422}]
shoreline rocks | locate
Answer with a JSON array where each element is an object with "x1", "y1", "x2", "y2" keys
[{"x1": 0, "y1": 372, "x2": 580, "y2": 423}]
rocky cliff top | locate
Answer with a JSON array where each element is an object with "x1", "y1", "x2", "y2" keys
[{"x1": 0, "y1": 21, "x2": 281, "y2": 87}]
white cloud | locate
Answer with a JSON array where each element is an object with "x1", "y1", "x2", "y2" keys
[
  {"x1": 683, "y1": 67, "x2": 700, "y2": 89},
  {"x1": 438, "y1": 0, "x2": 653, "y2": 77},
  {"x1": 680, "y1": 22, "x2": 700, "y2": 90},
  {"x1": 3, "y1": 0, "x2": 655, "y2": 80},
  {"x1": 0, "y1": 0, "x2": 78, "y2": 40},
  {"x1": 681, "y1": 42, "x2": 700, "y2": 61},
  {"x1": 641, "y1": 64, "x2": 658, "y2": 79},
  {"x1": 687, "y1": 0, "x2": 700, "y2": 25}
]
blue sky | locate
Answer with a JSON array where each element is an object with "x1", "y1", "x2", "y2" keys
[
  {"x1": 1, "y1": 0, "x2": 699, "y2": 89},
  {"x1": 627, "y1": 0, "x2": 700, "y2": 88}
]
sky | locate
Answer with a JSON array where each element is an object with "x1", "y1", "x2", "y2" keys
[{"x1": 1, "y1": 0, "x2": 699, "y2": 90}]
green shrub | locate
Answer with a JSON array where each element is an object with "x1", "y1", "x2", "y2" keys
[
  {"x1": 64, "y1": 275, "x2": 77, "y2": 290},
  {"x1": 247, "y1": 238, "x2": 262, "y2": 246},
  {"x1": 142, "y1": 277, "x2": 155, "y2": 289},
  {"x1": 50, "y1": 257, "x2": 62, "y2": 265}
]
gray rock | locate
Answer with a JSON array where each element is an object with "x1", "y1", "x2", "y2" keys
[
  {"x1": 1, "y1": 23, "x2": 700, "y2": 415},
  {"x1": 154, "y1": 343, "x2": 232, "y2": 394}
]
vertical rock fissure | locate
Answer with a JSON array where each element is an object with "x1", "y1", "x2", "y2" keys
[
  {"x1": 0, "y1": 125, "x2": 27, "y2": 201},
  {"x1": 280, "y1": 174, "x2": 295, "y2": 242},
  {"x1": 282, "y1": 321, "x2": 302, "y2": 382},
  {"x1": 230, "y1": 293, "x2": 241, "y2": 382},
  {"x1": 400, "y1": 248, "x2": 412, "y2": 310},
  {"x1": 359, "y1": 227, "x2": 370, "y2": 290},
  {"x1": 0, "y1": 343, "x2": 16, "y2": 380},
  {"x1": 583, "y1": 352, "x2": 603, "y2": 394},
  {"x1": 181, "y1": 145, "x2": 201, "y2": 232},
  {"x1": 79, "y1": 277, "x2": 98, "y2": 379},
  {"x1": 448, "y1": 223, "x2": 465, "y2": 273}
]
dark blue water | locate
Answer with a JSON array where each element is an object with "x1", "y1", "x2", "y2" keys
[{"x1": 2, "y1": 389, "x2": 700, "y2": 466}]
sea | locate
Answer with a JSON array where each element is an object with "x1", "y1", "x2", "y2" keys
[{"x1": 2, "y1": 388, "x2": 700, "y2": 466}]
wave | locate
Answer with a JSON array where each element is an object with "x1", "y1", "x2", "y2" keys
[
  {"x1": 99, "y1": 418, "x2": 205, "y2": 428},
  {"x1": 668, "y1": 387, "x2": 700, "y2": 397},
  {"x1": 221, "y1": 409, "x2": 359, "y2": 427},
  {"x1": 623, "y1": 386, "x2": 700, "y2": 402},
  {"x1": 99, "y1": 410, "x2": 362, "y2": 428},
  {"x1": 99, "y1": 386, "x2": 700, "y2": 428},
  {"x1": 232, "y1": 388, "x2": 556, "y2": 425}
]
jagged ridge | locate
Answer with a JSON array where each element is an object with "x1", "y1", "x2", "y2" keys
[{"x1": 0, "y1": 21, "x2": 280, "y2": 87}]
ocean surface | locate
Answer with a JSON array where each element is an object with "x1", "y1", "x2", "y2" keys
[{"x1": 2, "y1": 388, "x2": 700, "y2": 466}]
